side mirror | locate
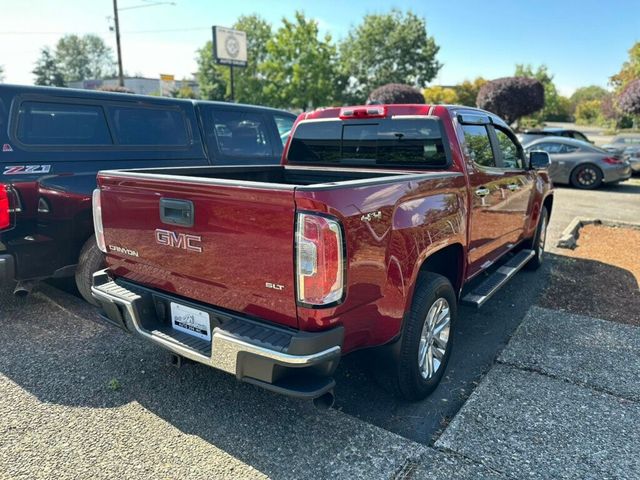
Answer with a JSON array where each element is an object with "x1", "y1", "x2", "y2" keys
[{"x1": 529, "y1": 150, "x2": 550, "y2": 169}]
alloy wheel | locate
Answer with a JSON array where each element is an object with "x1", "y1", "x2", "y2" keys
[{"x1": 417, "y1": 297, "x2": 451, "y2": 380}]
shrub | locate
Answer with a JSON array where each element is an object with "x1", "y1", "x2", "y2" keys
[
  {"x1": 367, "y1": 83, "x2": 425, "y2": 104},
  {"x1": 476, "y1": 77, "x2": 544, "y2": 125},
  {"x1": 618, "y1": 79, "x2": 640, "y2": 116},
  {"x1": 423, "y1": 85, "x2": 458, "y2": 104},
  {"x1": 574, "y1": 100, "x2": 602, "y2": 125}
]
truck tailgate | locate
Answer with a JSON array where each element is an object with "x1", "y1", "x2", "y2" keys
[{"x1": 98, "y1": 174, "x2": 298, "y2": 328}]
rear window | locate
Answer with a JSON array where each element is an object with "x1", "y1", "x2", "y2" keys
[
  {"x1": 288, "y1": 118, "x2": 448, "y2": 168},
  {"x1": 107, "y1": 106, "x2": 188, "y2": 146},
  {"x1": 209, "y1": 109, "x2": 273, "y2": 158},
  {"x1": 16, "y1": 101, "x2": 112, "y2": 146}
]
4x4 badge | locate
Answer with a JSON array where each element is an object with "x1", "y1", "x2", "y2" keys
[{"x1": 2, "y1": 144, "x2": 13, "y2": 152}]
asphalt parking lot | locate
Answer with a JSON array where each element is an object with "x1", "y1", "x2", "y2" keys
[{"x1": 1, "y1": 177, "x2": 639, "y2": 479}]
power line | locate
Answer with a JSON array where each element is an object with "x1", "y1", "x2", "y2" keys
[{"x1": 0, "y1": 27, "x2": 209, "y2": 35}]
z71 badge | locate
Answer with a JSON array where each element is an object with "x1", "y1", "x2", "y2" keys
[{"x1": 3, "y1": 165, "x2": 51, "y2": 175}]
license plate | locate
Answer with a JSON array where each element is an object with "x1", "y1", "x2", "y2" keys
[{"x1": 170, "y1": 302, "x2": 211, "y2": 341}]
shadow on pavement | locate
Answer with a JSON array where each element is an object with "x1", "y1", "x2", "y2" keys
[
  {"x1": 599, "y1": 179, "x2": 640, "y2": 194},
  {"x1": 0, "y1": 251, "x2": 555, "y2": 455}
]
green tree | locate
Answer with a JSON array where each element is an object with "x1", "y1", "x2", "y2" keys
[
  {"x1": 262, "y1": 11, "x2": 337, "y2": 110},
  {"x1": 423, "y1": 85, "x2": 458, "y2": 104},
  {"x1": 171, "y1": 79, "x2": 198, "y2": 99},
  {"x1": 226, "y1": 15, "x2": 272, "y2": 104},
  {"x1": 575, "y1": 100, "x2": 602, "y2": 125},
  {"x1": 32, "y1": 47, "x2": 66, "y2": 86},
  {"x1": 610, "y1": 42, "x2": 640, "y2": 91},
  {"x1": 55, "y1": 34, "x2": 115, "y2": 83},
  {"x1": 0, "y1": 65, "x2": 4, "y2": 83},
  {"x1": 195, "y1": 41, "x2": 227, "y2": 100},
  {"x1": 570, "y1": 85, "x2": 608, "y2": 106},
  {"x1": 339, "y1": 10, "x2": 441, "y2": 104},
  {"x1": 454, "y1": 77, "x2": 487, "y2": 106},
  {"x1": 195, "y1": 15, "x2": 273, "y2": 103},
  {"x1": 515, "y1": 64, "x2": 571, "y2": 121}
]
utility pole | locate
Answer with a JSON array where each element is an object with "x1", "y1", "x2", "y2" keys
[
  {"x1": 110, "y1": 1, "x2": 175, "y2": 88},
  {"x1": 112, "y1": 0, "x2": 124, "y2": 87}
]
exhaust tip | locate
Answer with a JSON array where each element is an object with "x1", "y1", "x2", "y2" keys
[
  {"x1": 13, "y1": 281, "x2": 35, "y2": 298},
  {"x1": 169, "y1": 353, "x2": 182, "y2": 368},
  {"x1": 312, "y1": 390, "x2": 335, "y2": 411}
]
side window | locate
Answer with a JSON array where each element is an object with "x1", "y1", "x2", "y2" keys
[
  {"x1": 494, "y1": 128, "x2": 523, "y2": 169},
  {"x1": 560, "y1": 144, "x2": 579, "y2": 153},
  {"x1": 211, "y1": 110, "x2": 273, "y2": 157},
  {"x1": 16, "y1": 101, "x2": 112, "y2": 146},
  {"x1": 107, "y1": 105, "x2": 188, "y2": 146},
  {"x1": 531, "y1": 142, "x2": 561, "y2": 154},
  {"x1": 274, "y1": 114, "x2": 295, "y2": 146},
  {"x1": 574, "y1": 132, "x2": 589, "y2": 142},
  {"x1": 461, "y1": 124, "x2": 496, "y2": 167}
]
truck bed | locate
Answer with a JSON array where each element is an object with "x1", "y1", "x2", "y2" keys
[{"x1": 100, "y1": 165, "x2": 432, "y2": 189}]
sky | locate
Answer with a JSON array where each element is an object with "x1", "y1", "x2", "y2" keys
[{"x1": 0, "y1": 0, "x2": 638, "y2": 96}]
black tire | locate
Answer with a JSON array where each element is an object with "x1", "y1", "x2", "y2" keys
[
  {"x1": 525, "y1": 206, "x2": 549, "y2": 271},
  {"x1": 75, "y1": 235, "x2": 105, "y2": 306},
  {"x1": 570, "y1": 164, "x2": 603, "y2": 189},
  {"x1": 393, "y1": 272, "x2": 457, "y2": 401}
]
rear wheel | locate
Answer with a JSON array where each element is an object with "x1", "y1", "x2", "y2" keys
[
  {"x1": 75, "y1": 235, "x2": 105, "y2": 306},
  {"x1": 570, "y1": 164, "x2": 603, "y2": 189},
  {"x1": 393, "y1": 273, "x2": 456, "y2": 401}
]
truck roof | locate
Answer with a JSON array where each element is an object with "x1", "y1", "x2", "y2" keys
[
  {"x1": 0, "y1": 83, "x2": 295, "y2": 117},
  {"x1": 299, "y1": 104, "x2": 508, "y2": 128}
]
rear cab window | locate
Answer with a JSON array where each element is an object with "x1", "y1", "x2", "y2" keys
[
  {"x1": 287, "y1": 117, "x2": 449, "y2": 168},
  {"x1": 206, "y1": 108, "x2": 274, "y2": 159}
]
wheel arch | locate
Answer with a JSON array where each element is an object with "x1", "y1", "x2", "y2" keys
[{"x1": 414, "y1": 243, "x2": 465, "y2": 297}]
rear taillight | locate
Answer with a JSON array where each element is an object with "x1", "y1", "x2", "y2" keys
[
  {"x1": 0, "y1": 184, "x2": 10, "y2": 230},
  {"x1": 92, "y1": 189, "x2": 107, "y2": 253},
  {"x1": 603, "y1": 156, "x2": 622, "y2": 165},
  {"x1": 296, "y1": 213, "x2": 344, "y2": 306}
]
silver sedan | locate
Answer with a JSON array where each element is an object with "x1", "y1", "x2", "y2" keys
[{"x1": 523, "y1": 136, "x2": 632, "y2": 189}]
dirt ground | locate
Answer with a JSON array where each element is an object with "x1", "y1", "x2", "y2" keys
[{"x1": 539, "y1": 224, "x2": 640, "y2": 325}]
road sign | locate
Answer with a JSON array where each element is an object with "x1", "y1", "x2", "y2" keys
[
  {"x1": 159, "y1": 74, "x2": 175, "y2": 97},
  {"x1": 212, "y1": 26, "x2": 247, "y2": 67}
]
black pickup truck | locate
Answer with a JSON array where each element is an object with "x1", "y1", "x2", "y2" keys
[{"x1": 0, "y1": 84, "x2": 295, "y2": 303}]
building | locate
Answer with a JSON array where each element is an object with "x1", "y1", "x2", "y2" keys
[{"x1": 67, "y1": 76, "x2": 199, "y2": 97}]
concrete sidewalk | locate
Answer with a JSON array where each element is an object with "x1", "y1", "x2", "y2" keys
[{"x1": 437, "y1": 307, "x2": 640, "y2": 479}]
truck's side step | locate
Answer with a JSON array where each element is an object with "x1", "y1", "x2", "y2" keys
[{"x1": 462, "y1": 249, "x2": 535, "y2": 308}]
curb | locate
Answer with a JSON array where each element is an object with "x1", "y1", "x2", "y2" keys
[{"x1": 557, "y1": 217, "x2": 640, "y2": 249}]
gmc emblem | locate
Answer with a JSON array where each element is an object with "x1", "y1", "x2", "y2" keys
[{"x1": 155, "y1": 229, "x2": 202, "y2": 253}]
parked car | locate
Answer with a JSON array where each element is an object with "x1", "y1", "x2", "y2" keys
[
  {"x1": 0, "y1": 84, "x2": 296, "y2": 303},
  {"x1": 523, "y1": 136, "x2": 632, "y2": 189},
  {"x1": 90, "y1": 104, "x2": 553, "y2": 406},
  {"x1": 517, "y1": 128, "x2": 591, "y2": 145},
  {"x1": 601, "y1": 134, "x2": 640, "y2": 174}
]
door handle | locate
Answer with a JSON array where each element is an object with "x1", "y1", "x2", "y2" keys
[
  {"x1": 160, "y1": 198, "x2": 194, "y2": 227},
  {"x1": 507, "y1": 183, "x2": 520, "y2": 191},
  {"x1": 475, "y1": 187, "x2": 491, "y2": 197}
]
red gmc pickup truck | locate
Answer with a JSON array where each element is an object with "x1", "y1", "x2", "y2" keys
[{"x1": 91, "y1": 104, "x2": 553, "y2": 406}]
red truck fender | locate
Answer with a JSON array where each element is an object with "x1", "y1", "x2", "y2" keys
[{"x1": 379, "y1": 191, "x2": 467, "y2": 338}]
